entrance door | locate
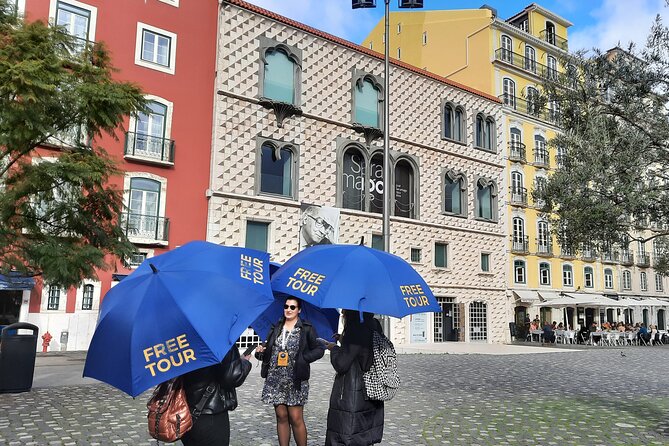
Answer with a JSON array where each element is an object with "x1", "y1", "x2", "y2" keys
[
  {"x1": 0, "y1": 290, "x2": 22, "y2": 326},
  {"x1": 585, "y1": 308, "x2": 595, "y2": 328},
  {"x1": 435, "y1": 298, "x2": 457, "y2": 342}
]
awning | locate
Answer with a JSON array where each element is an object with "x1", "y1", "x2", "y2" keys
[
  {"x1": 563, "y1": 293, "x2": 628, "y2": 307},
  {"x1": 0, "y1": 272, "x2": 35, "y2": 291},
  {"x1": 537, "y1": 291, "x2": 562, "y2": 301},
  {"x1": 635, "y1": 298, "x2": 668, "y2": 307},
  {"x1": 513, "y1": 289, "x2": 539, "y2": 303}
]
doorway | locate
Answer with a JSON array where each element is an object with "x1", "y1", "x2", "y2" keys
[
  {"x1": 0, "y1": 290, "x2": 22, "y2": 326},
  {"x1": 435, "y1": 297, "x2": 459, "y2": 342}
]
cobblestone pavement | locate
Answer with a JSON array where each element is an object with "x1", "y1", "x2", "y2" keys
[{"x1": 2, "y1": 346, "x2": 669, "y2": 445}]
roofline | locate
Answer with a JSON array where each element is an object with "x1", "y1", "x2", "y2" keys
[
  {"x1": 222, "y1": 0, "x2": 500, "y2": 104},
  {"x1": 506, "y1": 3, "x2": 573, "y2": 28}
]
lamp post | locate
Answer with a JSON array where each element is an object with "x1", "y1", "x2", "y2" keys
[{"x1": 353, "y1": 0, "x2": 424, "y2": 336}]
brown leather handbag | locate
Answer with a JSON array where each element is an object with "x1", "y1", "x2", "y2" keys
[{"x1": 147, "y1": 378, "x2": 193, "y2": 442}]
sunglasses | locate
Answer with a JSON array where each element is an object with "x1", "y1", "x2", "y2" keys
[{"x1": 284, "y1": 304, "x2": 298, "y2": 310}]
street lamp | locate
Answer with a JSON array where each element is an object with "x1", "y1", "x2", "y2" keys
[{"x1": 353, "y1": 0, "x2": 424, "y2": 336}]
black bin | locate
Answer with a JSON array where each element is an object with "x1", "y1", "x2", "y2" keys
[
  {"x1": 508, "y1": 322, "x2": 517, "y2": 340},
  {"x1": 0, "y1": 322, "x2": 39, "y2": 393}
]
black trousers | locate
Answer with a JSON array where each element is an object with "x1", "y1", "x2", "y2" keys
[{"x1": 181, "y1": 411, "x2": 230, "y2": 446}]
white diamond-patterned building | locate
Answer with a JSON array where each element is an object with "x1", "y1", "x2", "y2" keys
[{"x1": 209, "y1": 0, "x2": 510, "y2": 344}]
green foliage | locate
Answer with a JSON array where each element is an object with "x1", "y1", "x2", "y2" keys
[
  {"x1": 537, "y1": 15, "x2": 669, "y2": 273},
  {"x1": 0, "y1": 0, "x2": 146, "y2": 287}
]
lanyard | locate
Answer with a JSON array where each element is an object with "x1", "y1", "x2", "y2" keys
[{"x1": 280, "y1": 327, "x2": 291, "y2": 350}]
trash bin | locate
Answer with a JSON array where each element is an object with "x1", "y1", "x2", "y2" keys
[
  {"x1": 509, "y1": 322, "x2": 517, "y2": 340},
  {"x1": 0, "y1": 322, "x2": 39, "y2": 393}
]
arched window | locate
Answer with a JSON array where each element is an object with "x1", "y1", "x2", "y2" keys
[
  {"x1": 263, "y1": 49, "x2": 297, "y2": 104},
  {"x1": 641, "y1": 272, "x2": 648, "y2": 291},
  {"x1": 369, "y1": 153, "x2": 384, "y2": 214},
  {"x1": 501, "y1": 35, "x2": 513, "y2": 63},
  {"x1": 443, "y1": 170, "x2": 466, "y2": 216},
  {"x1": 503, "y1": 78, "x2": 516, "y2": 108},
  {"x1": 82, "y1": 284, "x2": 94, "y2": 310},
  {"x1": 509, "y1": 128, "x2": 523, "y2": 161},
  {"x1": 526, "y1": 87, "x2": 539, "y2": 115},
  {"x1": 539, "y1": 262, "x2": 551, "y2": 285},
  {"x1": 443, "y1": 103, "x2": 453, "y2": 139},
  {"x1": 547, "y1": 55, "x2": 557, "y2": 79},
  {"x1": 604, "y1": 268, "x2": 614, "y2": 289},
  {"x1": 534, "y1": 135, "x2": 548, "y2": 166},
  {"x1": 128, "y1": 177, "x2": 161, "y2": 239},
  {"x1": 476, "y1": 178, "x2": 496, "y2": 221},
  {"x1": 454, "y1": 107, "x2": 464, "y2": 142},
  {"x1": 475, "y1": 114, "x2": 484, "y2": 147},
  {"x1": 485, "y1": 118, "x2": 495, "y2": 150},
  {"x1": 562, "y1": 264, "x2": 573, "y2": 286},
  {"x1": 584, "y1": 266, "x2": 594, "y2": 288},
  {"x1": 545, "y1": 21, "x2": 556, "y2": 45},
  {"x1": 469, "y1": 301, "x2": 488, "y2": 341},
  {"x1": 514, "y1": 259, "x2": 526, "y2": 283},
  {"x1": 658, "y1": 309, "x2": 666, "y2": 330},
  {"x1": 47, "y1": 285, "x2": 60, "y2": 310},
  {"x1": 259, "y1": 141, "x2": 296, "y2": 198},
  {"x1": 511, "y1": 171, "x2": 523, "y2": 193},
  {"x1": 354, "y1": 77, "x2": 382, "y2": 128},
  {"x1": 622, "y1": 270, "x2": 632, "y2": 290},
  {"x1": 394, "y1": 159, "x2": 415, "y2": 218},
  {"x1": 643, "y1": 308, "x2": 649, "y2": 326},
  {"x1": 341, "y1": 146, "x2": 366, "y2": 211},
  {"x1": 537, "y1": 220, "x2": 550, "y2": 254},
  {"x1": 524, "y1": 45, "x2": 536, "y2": 72},
  {"x1": 133, "y1": 100, "x2": 168, "y2": 160}
]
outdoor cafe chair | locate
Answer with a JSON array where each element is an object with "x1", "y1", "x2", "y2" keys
[
  {"x1": 564, "y1": 330, "x2": 576, "y2": 344},
  {"x1": 555, "y1": 330, "x2": 565, "y2": 344}
]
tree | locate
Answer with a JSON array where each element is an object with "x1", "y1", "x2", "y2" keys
[
  {"x1": 0, "y1": 0, "x2": 145, "y2": 288},
  {"x1": 537, "y1": 16, "x2": 669, "y2": 274}
]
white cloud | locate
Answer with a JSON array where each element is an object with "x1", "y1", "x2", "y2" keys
[
  {"x1": 243, "y1": 0, "x2": 378, "y2": 43},
  {"x1": 569, "y1": 0, "x2": 669, "y2": 52}
]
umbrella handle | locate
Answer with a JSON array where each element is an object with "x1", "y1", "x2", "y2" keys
[
  {"x1": 357, "y1": 298, "x2": 367, "y2": 322},
  {"x1": 229, "y1": 313, "x2": 239, "y2": 344}
]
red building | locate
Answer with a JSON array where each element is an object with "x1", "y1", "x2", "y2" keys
[{"x1": 10, "y1": 0, "x2": 218, "y2": 350}]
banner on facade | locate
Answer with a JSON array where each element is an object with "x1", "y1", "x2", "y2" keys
[{"x1": 299, "y1": 204, "x2": 340, "y2": 250}]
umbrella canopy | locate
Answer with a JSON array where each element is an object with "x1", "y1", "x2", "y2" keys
[
  {"x1": 83, "y1": 241, "x2": 274, "y2": 397},
  {"x1": 271, "y1": 244, "x2": 441, "y2": 317}
]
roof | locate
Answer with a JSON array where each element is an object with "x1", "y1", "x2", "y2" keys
[
  {"x1": 506, "y1": 3, "x2": 573, "y2": 28},
  {"x1": 223, "y1": 0, "x2": 500, "y2": 103}
]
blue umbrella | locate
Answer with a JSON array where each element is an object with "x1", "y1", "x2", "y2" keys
[
  {"x1": 252, "y1": 262, "x2": 339, "y2": 341},
  {"x1": 83, "y1": 241, "x2": 274, "y2": 397},
  {"x1": 271, "y1": 244, "x2": 441, "y2": 318}
]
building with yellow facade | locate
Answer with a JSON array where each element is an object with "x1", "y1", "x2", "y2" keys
[{"x1": 363, "y1": 3, "x2": 669, "y2": 339}]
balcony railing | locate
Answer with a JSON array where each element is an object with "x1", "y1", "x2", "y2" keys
[
  {"x1": 555, "y1": 154, "x2": 566, "y2": 168},
  {"x1": 539, "y1": 29, "x2": 568, "y2": 51},
  {"x1": 536, "y1": 239, "x2": 553, "y2": 256},
  {"x1": 494, "y1": 49, "x2": 559, "y2": 80},
  {"x1": 559, "y1": 245, "x2": 576, "y2": 258},
  {"x1": 581, "y1": 247, "x2": 598, "y2": 261},
  {"x1": 637, "y1": 253, "x2": 650, "y2": 268},
  {"x1": 120, "y1": 213, "x2": 169, "y2": 242},
  {"x1": 509, "y1": 141, "x2": 526, "y2": 163},
  {"x1": 620, "y1": 250, "x2": 634, "y2": 266},
  {"x1": 511, "y1": 235, "x2": 529, "y2": 254},
  {"x1": 499, "y1": 94, "x2": 561, "y2": 125},
  {"x1": 510, "y1": 187, "x2": 528, "y2": 206},
  {"x1": 534, "y1": 148, "x2": 550, "y2": 168},
  {"x1": 125, "y1": 132, "x2": 175, "y2": 164},
  {"x1": 601, "y1": 250, "x2": 620, "y2": 264}
]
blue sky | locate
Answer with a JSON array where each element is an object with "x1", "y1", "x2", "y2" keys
[{"x1": 244, "y1": 0, "x2": 668, "y2": 52}]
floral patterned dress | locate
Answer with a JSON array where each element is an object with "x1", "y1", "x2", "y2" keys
[{"x1": 261, "y1": 326, "x2": 309, "y2": 406}]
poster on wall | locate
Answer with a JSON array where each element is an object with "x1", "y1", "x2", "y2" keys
[
  {"x1": 299, "y1": 204, "x2": 340, "y2": 250},
  {"x1": 410, "y1": 313, "x2": 428, "y2": 343}
]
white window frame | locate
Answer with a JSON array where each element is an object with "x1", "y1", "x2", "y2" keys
[
  {"x1": 640, "y1": 272, "x2": 648, "y2": 291},
  {"x1": 135, "y1": 22, "x2": 177, "y2": 75},
  {"x1": 49, "y1": 0, "x2": 98, "y2": 42},
  {"x1": 562, "y1": 264, "x2": 573, "y2": 287},
  {"x1": 76, "y1": 281, "x2": 101, "y2": 312},
  {"x1": 157, "y1": 0, "x2": 179, "y2": 6},
  {"x1": 422, "y1": 31, "x2": 428, "y2": 45},
  {"x1": 123, "y1": 172, "x2": 168, "y2": 246},
  {"x1": 604, "y1": 268, "x2": 614, "y2": 289},
  {"x1": 42, "y1": 284, "x2": 66, "y2": 312},
  {"x1": 656, "y1": 274, "x2": 664, "y2": 292},
  {"x1": 514, "y1": 259, "x2": 526, "y2": 284},
  {"x1": 622, "y1": 270, "x2": 632, "y2": 290},
  {"x1": 126, "y1": 95, "x2": 174, "y2": 164},
  {"x1": 584, "y1": 266, "x2": 594, "y2": 288},
  {"x1": 539, "y1": 262, "x2": 551, "y2": 286}
]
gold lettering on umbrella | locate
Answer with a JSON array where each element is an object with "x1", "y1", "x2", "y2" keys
[
  {"x1": 285, "y1": 267, "x2": 326, "y2": 296},
  {"x1": 143, "y1": 334, "x2": 197, "y2": 377},
  {"x1": 399, "y1": 284, "x2": 430, "y2": 308}
]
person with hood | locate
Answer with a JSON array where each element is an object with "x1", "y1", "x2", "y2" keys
[
  {"x1": 323, "y1": 310, "x2": 384, "y2": 445},
  {"x1": 255, "y1": 297, "x2": 324, "y2": 446}
]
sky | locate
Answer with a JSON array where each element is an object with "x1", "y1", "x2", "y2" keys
[{"x1": 243, "y1": 0, "x2": 669, "y2": 52}]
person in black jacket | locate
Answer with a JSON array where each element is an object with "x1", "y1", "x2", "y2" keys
[
  {"x1": 255, "y1": 297, "x2": 324, "y2": 446},
  {"x1": 323, "y1": 310, "x2": 384, "y2": 445},
  {"x1": 181, "y1": 346, "x2": 251, "y2": 446}
]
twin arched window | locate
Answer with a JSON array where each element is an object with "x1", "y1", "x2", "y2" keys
[
  {"x1": 443, "y1": 102, "x2": 465, "y2": 142},
  {"x1": 258, "y1": 140, "x2": 297, "y2": 198},
  {"x1": 475, "y1": 114, "x2": 495, "y2": 150},
  {"x1": 476, "y1": 178, "x2": 497, "y2": 220},
  {"x1": 353, "y1": 75, "x2": 383, "y2": 129},
  {"x1": 443, "y1": 170, "x2": 466, "y2": 216}
]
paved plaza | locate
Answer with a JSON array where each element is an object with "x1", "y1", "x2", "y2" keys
[{"x1": 2, "y1": 345, "x2": 669, "y2": 445}]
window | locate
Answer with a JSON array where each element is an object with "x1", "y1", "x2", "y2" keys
[
  {"x1": 534, "y1": 135, "x2": 548, "y2": 166},
  {"x1": 562, "y1": 264, "x2": 573, "y2": 286},
  {"x1": 135, "y1": 23, "x2": 177, "y2": 74},
  {"x1": 82, "y1": 284, "x2": 94, "y2": 310},
  {"x1": 353, "y1": 74, "x2": 383, "y2": 128},
  {"x1": 371, "y1": 234, "x2": 383, "y2": 251},
  {"x1": 526, "y1": 87, "x2": 539, "y2": 116},
  {"x1": 434, "y1": 243, "x2": 448, "y2": 268},
  {"x1": 475, "y1": 114, "x2": 496, "y2": 150},
  {"x1": 127, "y1": 100, "x2": 172, "y2": 162},
  {"x1": 422, "y1": 31, "x2": 427, "y2": 45},
  {"x1": 475, "y1": 178, "x2": 496, "y2": 221},
  {"x1": 547, "y1": 55, "x2": 558, "y2": 79},
  {"x1": 509, "y1": 128, "x2": 523, "y2": 159},
  {"x1": 128, "y1": 177, "x2": 161, "y2": 239},
  {"x1": 514, "y1": 260, "x2": 526, "y2": 283},
  {"x1": 545, "y1": 21, "x2": 556, "y2": 45},
  {"x1": 245, "y1": 221, "x2": 269, "y2": 252},
  {"x1": 502, "y1": 78, "x2": 516, "y2": 108},
  {"x1": 604, "y1": 268, "x2": 614, "y2": 289},
  {"x1": 339, "y1": 143, "x2": 418, "y2": 218},
  {"x1": 480, "y1": 253, "x2": 490, "y2": 272},
  {"x1": 539, "y1": 262, "x2": 551, "y2": 285},
  {"x1": 127, "y1": 252, "x2": 148, "y2": 268},
  {"x1": 584, "y1": 266, "x2": 594, "y2": 288},
  {"x1": 469, "y1": 301, "x2": 488, "y2": 341},
  {"x1": 500, "y1": 35, "x2": 512, "y2": 63},
  {"x1": 622, "y1": 270, "x2": 632, "y2": 290},
  {"x1": 256, "y1": 139, "x2": 298, "y2": 199},
  {"x1": 55, "y1": 0, "x2": 95, "y2": 51},
  {"x1": 534, "y1": 176, "x2": 547, "y2": 207},
  {"x1": 656, "y1": 274, "x2": 664, "y2": 292},
  {"x1": 524, "y1": 45, "x2": 536, "y2": 73},
  {"x1": 410, "y1": 248, "x2": 422, "y2": 263},
  {"x1": 48, "y1": 285, "x2": 60, "y2": 310},
  {"x1": 263, "y1": 49, "x2": 297, "y2": 104},
  {"x1": 442, "y1": 170, "x2": 466, "y2": 216},
  {"x1": 512, "y1": 217, "x2": 526, "y2": 251},
  {"x1": 397, "y1": 22, "x2": 402, "y2": 34},
  {"x1": 641, "y1": 272, "x2": 648, "y2": 291},
  {"x1": 537, "y1": 220, "x2": 550, "y2": 254},
  {"x1": 442, "y1": 101, "x2": 465, "y2": 143},
  {"x1": 397, "y1": 47, "x2": 401, "y2": 59}
]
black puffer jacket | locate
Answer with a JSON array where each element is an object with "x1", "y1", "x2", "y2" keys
[
  {"x1": 325, "y1": 342, "x2": 384, "y2": 445},
  {"x1": 182, "y1": 347, "x2": 251, "y2": 415},
  {"x1": 256, "y1": 318, "x2": 324, "y2": 387}
]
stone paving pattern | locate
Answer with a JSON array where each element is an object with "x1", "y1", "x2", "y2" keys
[{"x1": 2, "y1": 347, "x2": 669, "y2": 445}]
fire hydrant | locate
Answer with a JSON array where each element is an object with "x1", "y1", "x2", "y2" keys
[{"x1": 41, "y1": 331, "x2": 52, "y2": 353}]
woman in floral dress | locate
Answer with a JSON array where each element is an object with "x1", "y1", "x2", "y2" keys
[{"x1": 255, "y1": 298, "x2": 324, "y2": 446}]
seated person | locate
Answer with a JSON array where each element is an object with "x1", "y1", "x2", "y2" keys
[
  {"x1": 529, "y1": 321, "x2": 539, "y2": 331},
  {"x1": 577, "y1": 323, "x2": 590, "y2": 344},
  {"x1": 617, "y1": 322, "x2": 626, "y2": 332},
  {"x1": 639, "y1": 323, "x2": 651, "y2": 344},
  {"x1": 542, "y1": 321, "x2": 556, "y2": 344},
  {"x1": 556, "y1": 322, "x2": 565, "y2": 330}
]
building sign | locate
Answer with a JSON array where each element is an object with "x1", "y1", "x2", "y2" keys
[{"x1": 410, "y1": 313, "x2": 428, "y2": 343}]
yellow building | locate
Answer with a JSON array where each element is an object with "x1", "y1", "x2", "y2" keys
[{"x1": 363, "y1": 4, "x2": 644, "y2": 336}]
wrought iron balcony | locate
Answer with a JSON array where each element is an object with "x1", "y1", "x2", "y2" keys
[
  {"x1": 601, "y1": 250, "x2": 620, "y2": 264},
  {"x1": 581, "y1": 246, "x2": 598, "y2": 261},
  {"x1": 499, "y1": 95, "x2": 561, "y2": 125},
  {"x1": 559, "y1": 245, "x2": 576, "y2": 259},
  {"x1": 536, "y1": 239, "x2": 553, "y2": 256},
  {"x1": 494, "y1": 49, "x2": 559, "y2": 80},
  {"x1": 509, "y1": 141, "x2": 526, "y2": 163},
  {"x1": 510, "y1": 187, "x2": 528, "y2": 206},
  {"x1": 511, "y1": 235, "x2": 529, "y2": 254},
  {"x1": 534, "y1": 148, "x2": 550, "y2": 168},
  {"x1": 620, "y1": 250, "x2": 634, "y2": 266},
  {"x1": 540, "y1": 29, "x2": 568, "y2": 51},
  {"x1": 637, "y1": 253, "x2": 650, "y2": 268},
  {"x1": 125, "y1": 132, "x2": 175, "y2": 164},
  {"x1": 120, "y1": 213, "x2": 169, "y2": 242}
]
